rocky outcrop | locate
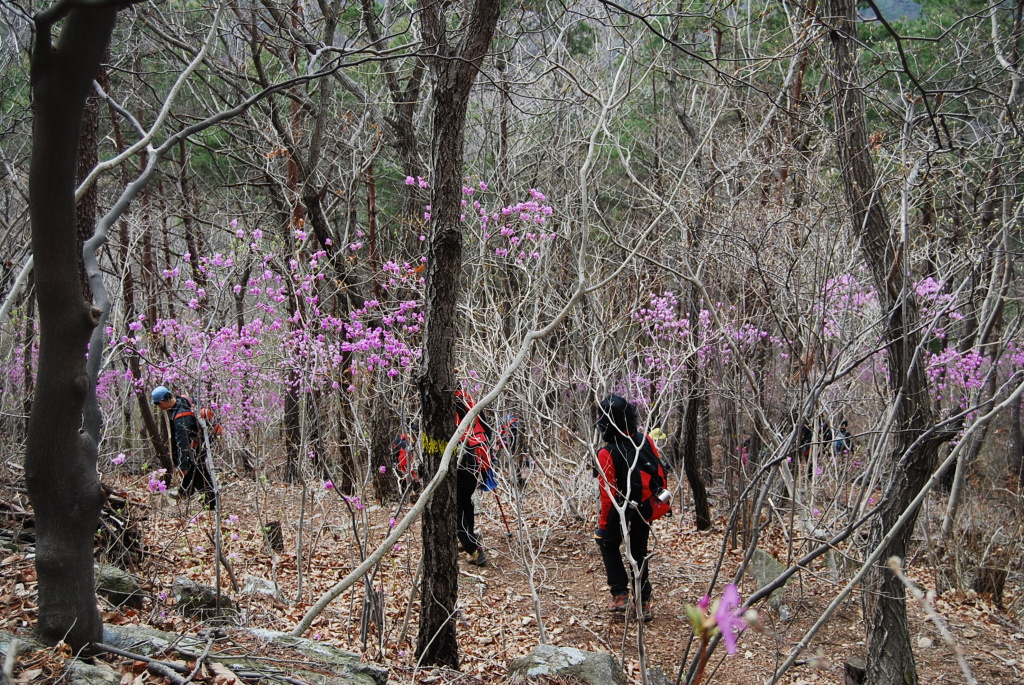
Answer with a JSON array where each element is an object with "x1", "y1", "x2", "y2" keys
[{"x1": 101, "y1": 624, "x2": 387, "y2": 685}]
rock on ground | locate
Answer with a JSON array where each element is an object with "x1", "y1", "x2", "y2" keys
[{"x1": 508, "y1": 644, "x2": 625, "y2": 685}]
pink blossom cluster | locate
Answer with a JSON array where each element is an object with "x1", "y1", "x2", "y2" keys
[
  {"x1": 926, "y1": 347, "x2": 988, "y2": 406},
  {"x1": 914, "y1": 276, "x2": 963, "y2": 339},
  {"x1": 818, "y1": 269, "x2": 879, "y2": 339},
  {"x1": 473, "y1": 187, "x2": 557, "y2": 263}
]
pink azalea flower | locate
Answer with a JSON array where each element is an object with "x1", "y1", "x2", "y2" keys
[{"x1": 714, "y1": 584, "x2": 746, "y2": 655}]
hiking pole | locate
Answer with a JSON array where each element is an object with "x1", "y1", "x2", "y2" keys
[{"x1": 493, "y1": 488, "x2": 513, "y2": 537}]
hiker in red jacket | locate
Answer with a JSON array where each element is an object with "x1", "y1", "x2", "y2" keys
[
  {"x1": 455, "y1": 390, "x2": 494, "y2": 567},
  {"x1": 152, "y1": 385, "x2": 218, "y2": 508},
  {"x1": 594, "y1": 394, "x2": 667, "y2": 622},
  {"x1": 392, "y1": 423, "x2": 418, "y2": 482}
]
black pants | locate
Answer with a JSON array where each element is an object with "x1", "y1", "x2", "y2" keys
[
  {"x1": 598, "y1": 508, "x2": 651, "y2": 602},
  {"x1": 180, "y1": 452, "x2": 218, "y2": 509},
  {"x1": 456, "y1": 462, "x2": 480, "y2": 554}
]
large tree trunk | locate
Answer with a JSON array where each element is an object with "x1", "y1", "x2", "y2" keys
[
  {"x1": 824, "y1": 2, "x2": 939, "y2": 683},
  {"x1": 414, "y1": 0, "x2": 500, "y2": 668},
  {"x1": 26, "y1": 4, "x2": 119, "y2": 651}
]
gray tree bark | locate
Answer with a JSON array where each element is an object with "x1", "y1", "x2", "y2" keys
[
  {"x1": 824, "y1": 1, "x2": 940, "y2": 683},
  {"x1": 26, "y1": 1, "x2": 120, "y2": 651},
  {"x1": 414, "y1": 0, "x2": 501, "y2": 668}
]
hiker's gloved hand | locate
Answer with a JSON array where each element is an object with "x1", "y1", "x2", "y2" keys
[{"x1": 594, "y1": 528, "x2": 608, "y2": 547}]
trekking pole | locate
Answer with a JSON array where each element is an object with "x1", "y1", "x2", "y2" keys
[{"x1": 493, "y1": 488, "x2": 514, "y2": 537}]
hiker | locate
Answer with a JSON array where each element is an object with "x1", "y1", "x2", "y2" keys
[
  {"x1": 792, "y1": 416, "x2": 814, "y2": 482},
  {"x1": 454, "y1": 390, "x2": 494, "y2": 567},
  {"x1": 834, "y1": 419, "x2": 853, "y2": 455},
  {"x1": 594, "y1": 394, "x2": 670, "y2": 622},
  {"x1": 391, "y1": 423, "x2": 420, "y2": 491},
  {"x1": 151, "y1": 385, "x2": 218, "y2": 508}
]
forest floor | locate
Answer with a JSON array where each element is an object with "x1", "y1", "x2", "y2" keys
[{"x1": 2, "y1": 466, "x2": 1023, "y2": 684}]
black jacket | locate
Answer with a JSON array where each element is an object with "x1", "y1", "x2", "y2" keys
[{"x1": 167, "y1": 395, "x2": 201, "y2": 470}]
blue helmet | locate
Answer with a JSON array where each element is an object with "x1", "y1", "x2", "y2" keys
[{"x1": 151, "y1": 386, "x2": 173, "y2": 405}]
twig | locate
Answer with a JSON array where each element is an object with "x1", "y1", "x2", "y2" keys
[
  {"x1": 2, "y1": 639, "x2": 22, "y2": 685},
  {"x1": 988, "y1": 611, "x2": 1022, "y2": 634},
  {"x1": 234, "y1": 671, "x2": 310, "y2": 685},
  {"x1": 90, "y1": 643, "x2": 190, "y2": 674},
  {"x1": 887, "y1": 557, "x2": 977, "y2": 685},
  {"x1": 184, "y1": 634, "x2": 215, "y2": 684},
  {"x1": 204, "y1": 529, "x2": 240, "y2": 592},
  {"x1": 146, "y1": 660, "x2": 189, "y2": 685},
  {"x1": 396, "y1": 552, "x2": 424, "y2": 648}
]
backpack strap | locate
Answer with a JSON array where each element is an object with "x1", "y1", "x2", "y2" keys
[{"x1": 173, "y1": 393, "x2": 196, "y2": 422}]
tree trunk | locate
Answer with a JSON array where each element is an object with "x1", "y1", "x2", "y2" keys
[
  {"x1": 76, "y1": 80, "x2": 99, "y2": 301},
  {"x1": 20, "y1": 277, "x2": 35, "y2": 443},
  {"x1": 26, "y1": 4, "x2": 119, "y2": 651},
  {"x1": 178, "y1": 140, "x2": 207, "y2": 308},
  {"x1": 284, "y1": 368, "x2": 302, "y2": 483},
  {"x1": 680, "y1": 365, "x2": 712, "y2": 530},
  {"x1": 414, "y1": 0, "x2": 500, "y2": 668},
  {"x1": 371, "y1": 397, "x2": 399, "y2": 503},
  {"x1": 100, "y1": 66, "x2": 173, "y2": 476},
  {"x1": 824, "y1": 2, "x2": 940, "y2": 682}
]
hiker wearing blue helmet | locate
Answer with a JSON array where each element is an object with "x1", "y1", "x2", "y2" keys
[{"x1": 152, "y1": 386, "x2": 218, "y2": 508}]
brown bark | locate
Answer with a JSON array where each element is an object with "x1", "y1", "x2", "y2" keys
[
  {"x1": 178, "y1": 140, "x2": 207, "y2": 306},
  {"x1": 26, "y1": 4, "x2": 120, "y2": 651},
  {"x1": 101, "y1": 67, "x2": 172, "y2": 476},
  {"x1": 20, "y1": 276, "x2": 35, "y2": 443}
]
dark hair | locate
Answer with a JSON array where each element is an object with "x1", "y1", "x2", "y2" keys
[{"x1": 597, "y1": 394, "x2": 637, "y2": 436}]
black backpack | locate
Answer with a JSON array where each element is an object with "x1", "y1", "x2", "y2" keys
[{"x1": 605, "y1": 433, "x2": 671, "y2": 522}]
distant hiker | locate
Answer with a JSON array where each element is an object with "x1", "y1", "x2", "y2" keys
[
  {"x1": 834, "y1": 419, "x2": 853, "y2": 455},
  {"x1": 594, "y1": 394, "x2": 670, "y2": 622},
  {"x1": 497, "y1": 413, "x2": 521, "y2": 455},
  {"x1": 792, "y1": 416, "x2": 814, "y2": 482},
  {"x1": 391, "y1": 423, "x2": 420, "y2": 489},
  {"x1": 151, "y1": 386, "x2": 218, "y2": 508},
  {"x1": 820, "y1": 416, "x2": 833, "y2": 448},
  {"x1": 454, "y1": 390, "x2": 494, "y2": 567}
]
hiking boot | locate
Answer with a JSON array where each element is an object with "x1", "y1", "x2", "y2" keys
[
  {"x1": 467, "y1": 548, "x2": 487, "y2": 567},
  {"x1": 641, "y1": 601, "x2": 653, "y2": 622},
  {"x1": 608, "y1": 594, "x2": 628, "y2": 613}
]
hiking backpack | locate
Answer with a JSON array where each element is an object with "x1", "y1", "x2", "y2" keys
[
  {"x1": 175, "y1": 393, "x2": 224, "y2": 445},
  {"x1": 454, "y1": 390, "x2": 496, "y2": 491},
  {"x1": 606, "y1": 434, "x2": 671, "y2": 522}
]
